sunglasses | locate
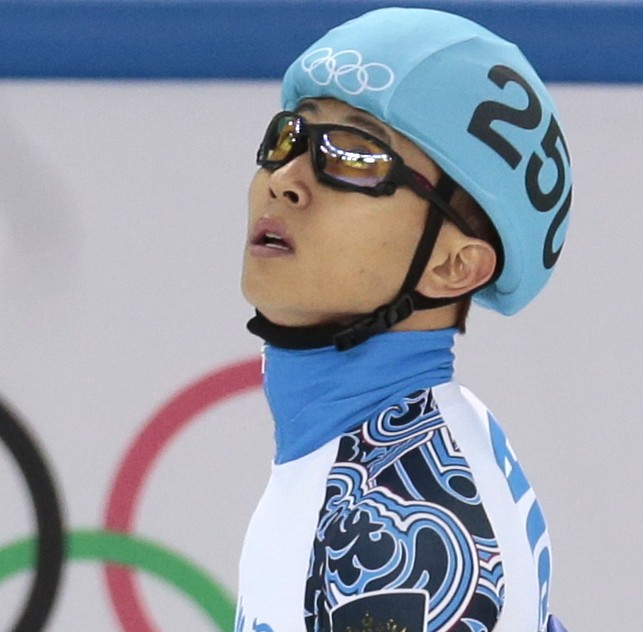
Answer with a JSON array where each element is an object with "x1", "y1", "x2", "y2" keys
[{"x1": 256, "y1": 111, "x2": 474, "y2": 235}]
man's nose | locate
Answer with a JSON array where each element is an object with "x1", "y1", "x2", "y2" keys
[{"x1": 267, "y1": 152, "x2": 314, "y2": 208}]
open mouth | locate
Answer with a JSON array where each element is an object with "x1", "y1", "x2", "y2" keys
[
  {"x1": 259, "y1": 231, "x2": 292, "y2": 251},
  {"x1": 250, "y1": 218, "x2": 295, "y2": 255}
]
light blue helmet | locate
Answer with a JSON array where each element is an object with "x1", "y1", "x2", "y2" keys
[{"x1": 282, "y1": 7, "x2": 572, "y2": 315}]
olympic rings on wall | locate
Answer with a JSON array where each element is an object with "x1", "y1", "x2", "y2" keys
[
  {"x1": 104, "y1": 358, "x2": 263, "y2": 632},
  {"x1": 0, "y1": 357, "x2": 263, "y2": 631},
  {"x1": 0, "y1": 530, "x2": 234, "y2": 629},
  {"x1": 0, "y1": 399, "x2": 65, "y2": 632}
]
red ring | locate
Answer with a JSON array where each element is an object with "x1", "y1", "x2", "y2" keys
[{"x1": 103, "y1": 357, "x2": 263, "y2": 632}]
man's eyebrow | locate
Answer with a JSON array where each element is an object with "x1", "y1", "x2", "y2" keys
[
  {"x1": 295, "y1": 102, "x2": 318, "y2": 116},
  {"x1": 294, "y1": 102, "x2": 392, "y2": 146},
  {"x1": 343, "y1": 114, "x2": 392, "y2": 145}
]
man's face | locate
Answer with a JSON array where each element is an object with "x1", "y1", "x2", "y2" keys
[{"x1": 241, "y1": 98, "x2": 441, "y2": 327}]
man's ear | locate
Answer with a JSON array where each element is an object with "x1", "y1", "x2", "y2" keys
[{"x1": 415, "y1": 222, "x2": 497, "y2": 299}]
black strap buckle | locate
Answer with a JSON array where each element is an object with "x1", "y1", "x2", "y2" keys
[{"x1": 333, "y1": 294, "x2": 414, "y2": 351}]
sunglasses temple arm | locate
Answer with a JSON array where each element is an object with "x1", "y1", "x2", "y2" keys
[
  {"x1": 428, "y1": 192, "x2": 477, "y2": 237},
  {"x1": 404, "y1": 174, "x2": 477, "y2": 237}
]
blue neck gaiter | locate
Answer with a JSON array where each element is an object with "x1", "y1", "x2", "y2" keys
[{"x1": 263, "y1": 328, "x2": 456, "y2": 463}]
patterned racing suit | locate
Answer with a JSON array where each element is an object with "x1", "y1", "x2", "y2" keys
[{"x1": 236, "y1": 329, "x2": 567, "y2": 632}]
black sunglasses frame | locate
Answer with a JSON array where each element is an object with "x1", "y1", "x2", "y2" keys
[{"x1": 256, "y1": 111, "x2": 476, "y2": 237}]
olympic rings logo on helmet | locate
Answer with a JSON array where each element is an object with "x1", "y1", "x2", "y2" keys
[{"x1": 300, "y1": 47, "x2": 395, "y2": 95}]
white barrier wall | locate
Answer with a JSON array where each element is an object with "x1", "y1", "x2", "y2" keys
[{"x1": 0, "y1": 81, "x2": 641, "y2": 631}]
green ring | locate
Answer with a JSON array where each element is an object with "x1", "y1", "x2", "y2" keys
[{"x1": 0, "y1": 529, "x2": 236, "y2": 631}]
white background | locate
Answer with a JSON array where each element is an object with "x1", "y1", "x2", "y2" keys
[{"x1": 0, "y1": 80, "x2": 640, "y2": 631}]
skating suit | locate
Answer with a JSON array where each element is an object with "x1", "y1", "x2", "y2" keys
[{"x1": 236, "y1": 329, "x2": 561, "y2": 632}]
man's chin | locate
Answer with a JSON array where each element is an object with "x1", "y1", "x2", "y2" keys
[
  {"x1": 255, "y1": 306, "x2": 365, "y2": 330},
  {"x1": 254, "y1": 309, "x2": 322, "y2": 329}
]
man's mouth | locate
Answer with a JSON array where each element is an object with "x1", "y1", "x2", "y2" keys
[
  {"x1": 259, "y1": 231, "x2": 292, "y2": 251},
  {"x1": 249, "y1": 218, "x2": 295, "y2": 256}
]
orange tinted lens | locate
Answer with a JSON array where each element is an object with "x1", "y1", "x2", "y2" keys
[
  {"x1": 321, "y1": 130, "x2": 393, "y2": 187},
  {"x1": 266, "y1": 116, "x2": 298, "y2": 162}
]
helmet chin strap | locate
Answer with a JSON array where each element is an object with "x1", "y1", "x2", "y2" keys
[{"x1": 247, "y1": 175, "x2": 459, "y2": 351}]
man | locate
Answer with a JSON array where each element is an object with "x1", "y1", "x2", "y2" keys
[{"x1": 237, "y1": 7, "x2": 571, "y2": 632}]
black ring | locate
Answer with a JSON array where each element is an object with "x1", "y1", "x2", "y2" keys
[{"x1": 0, "y1": 397, "x2": 65, "y2": 632}]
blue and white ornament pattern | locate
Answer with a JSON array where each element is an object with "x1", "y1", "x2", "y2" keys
[{"x1": 305, "y1": 388, "x2": 505, "y2": 631}]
